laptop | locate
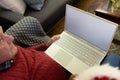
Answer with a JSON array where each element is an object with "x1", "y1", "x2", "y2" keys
[{"x1": 45, "y1": 4, "x2": 118, "y2": 74}]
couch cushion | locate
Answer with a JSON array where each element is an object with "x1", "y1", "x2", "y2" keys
[
  {"x1": 0, "y1": 0, "x2": 26, "y2": 14},
  {"x1": 24, "y1": 0, "x2": 45, "y2": 10},
  {"x1": 25, "y1": 0, "x2": 75, "y2": 31}
]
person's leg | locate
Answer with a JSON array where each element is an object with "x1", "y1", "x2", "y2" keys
[
  {"x1": 5, "y1": 17, "x2": 50, "y2": 47},
  {"x1": 101, "y1": 53, "x2": 120, "y2": 68}
]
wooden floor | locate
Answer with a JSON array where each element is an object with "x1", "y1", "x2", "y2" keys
[{"x1": 47, "y1": 0, "x2": 95, "y2": 37}]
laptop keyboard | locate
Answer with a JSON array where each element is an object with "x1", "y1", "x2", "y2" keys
[{"x1": 56, "y1": 32, "x2": 105, "y2": 66}]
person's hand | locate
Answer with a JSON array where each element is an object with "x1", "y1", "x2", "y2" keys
[
  {"x1": 69, "y1": 74, "x2": 78, "y2": 80},
  {"x1": 0, "y1": 26, "x2": 17, "y2": 64},
  {"x1": 46, "y1": 34, "x2": 60, "y2": 47}
]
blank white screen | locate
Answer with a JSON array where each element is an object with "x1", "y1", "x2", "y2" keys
[{"x1": 65, "y1": 5, "x2": 118, "y2": 51}]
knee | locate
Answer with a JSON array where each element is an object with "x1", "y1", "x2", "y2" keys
[
  {"x1": 105, "y1": 53, "x2": 120, "y2": 62},
  {"x1": 107, "y1": 53, "x2": 120, "y2": 59},
  {"x1": 101, "y1": 53, "x2": 120, "y2": 67}
]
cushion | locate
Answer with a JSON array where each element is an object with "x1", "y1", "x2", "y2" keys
[
  {"x1": 0, "y1": 0, "x2": 26, "y2": 14},
  {"x1": 24, "y1": 0, "x2": 45, "y2": 10}
]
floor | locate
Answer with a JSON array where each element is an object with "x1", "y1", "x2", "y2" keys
[{"x1": 47, "y1": 0, "x2": 95, "y2": 37}]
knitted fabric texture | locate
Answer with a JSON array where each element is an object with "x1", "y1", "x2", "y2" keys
[{"x1": 5, "y1": 17, "x2": 50, "y2": 47}]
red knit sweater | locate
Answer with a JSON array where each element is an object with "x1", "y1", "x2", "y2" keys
[{"x1": 0, "y1": 44, "x2": 70, "y2": 80}]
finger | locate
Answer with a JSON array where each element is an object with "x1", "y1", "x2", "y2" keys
[
  {"x1": 51, "y1": 34, "x2": 60, "y2": 41},
  {"x1": 0, "y1": 26, "x2": 3, "y2": 33}
]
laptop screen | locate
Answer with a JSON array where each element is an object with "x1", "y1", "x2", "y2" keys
[{"x1": 65, "y1": 5, "x2": 118, "y2": 52}]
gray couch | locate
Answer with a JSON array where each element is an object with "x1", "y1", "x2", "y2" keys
[{"x1": 0, "y1": 0, "x2": 79, "y2": 32}]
